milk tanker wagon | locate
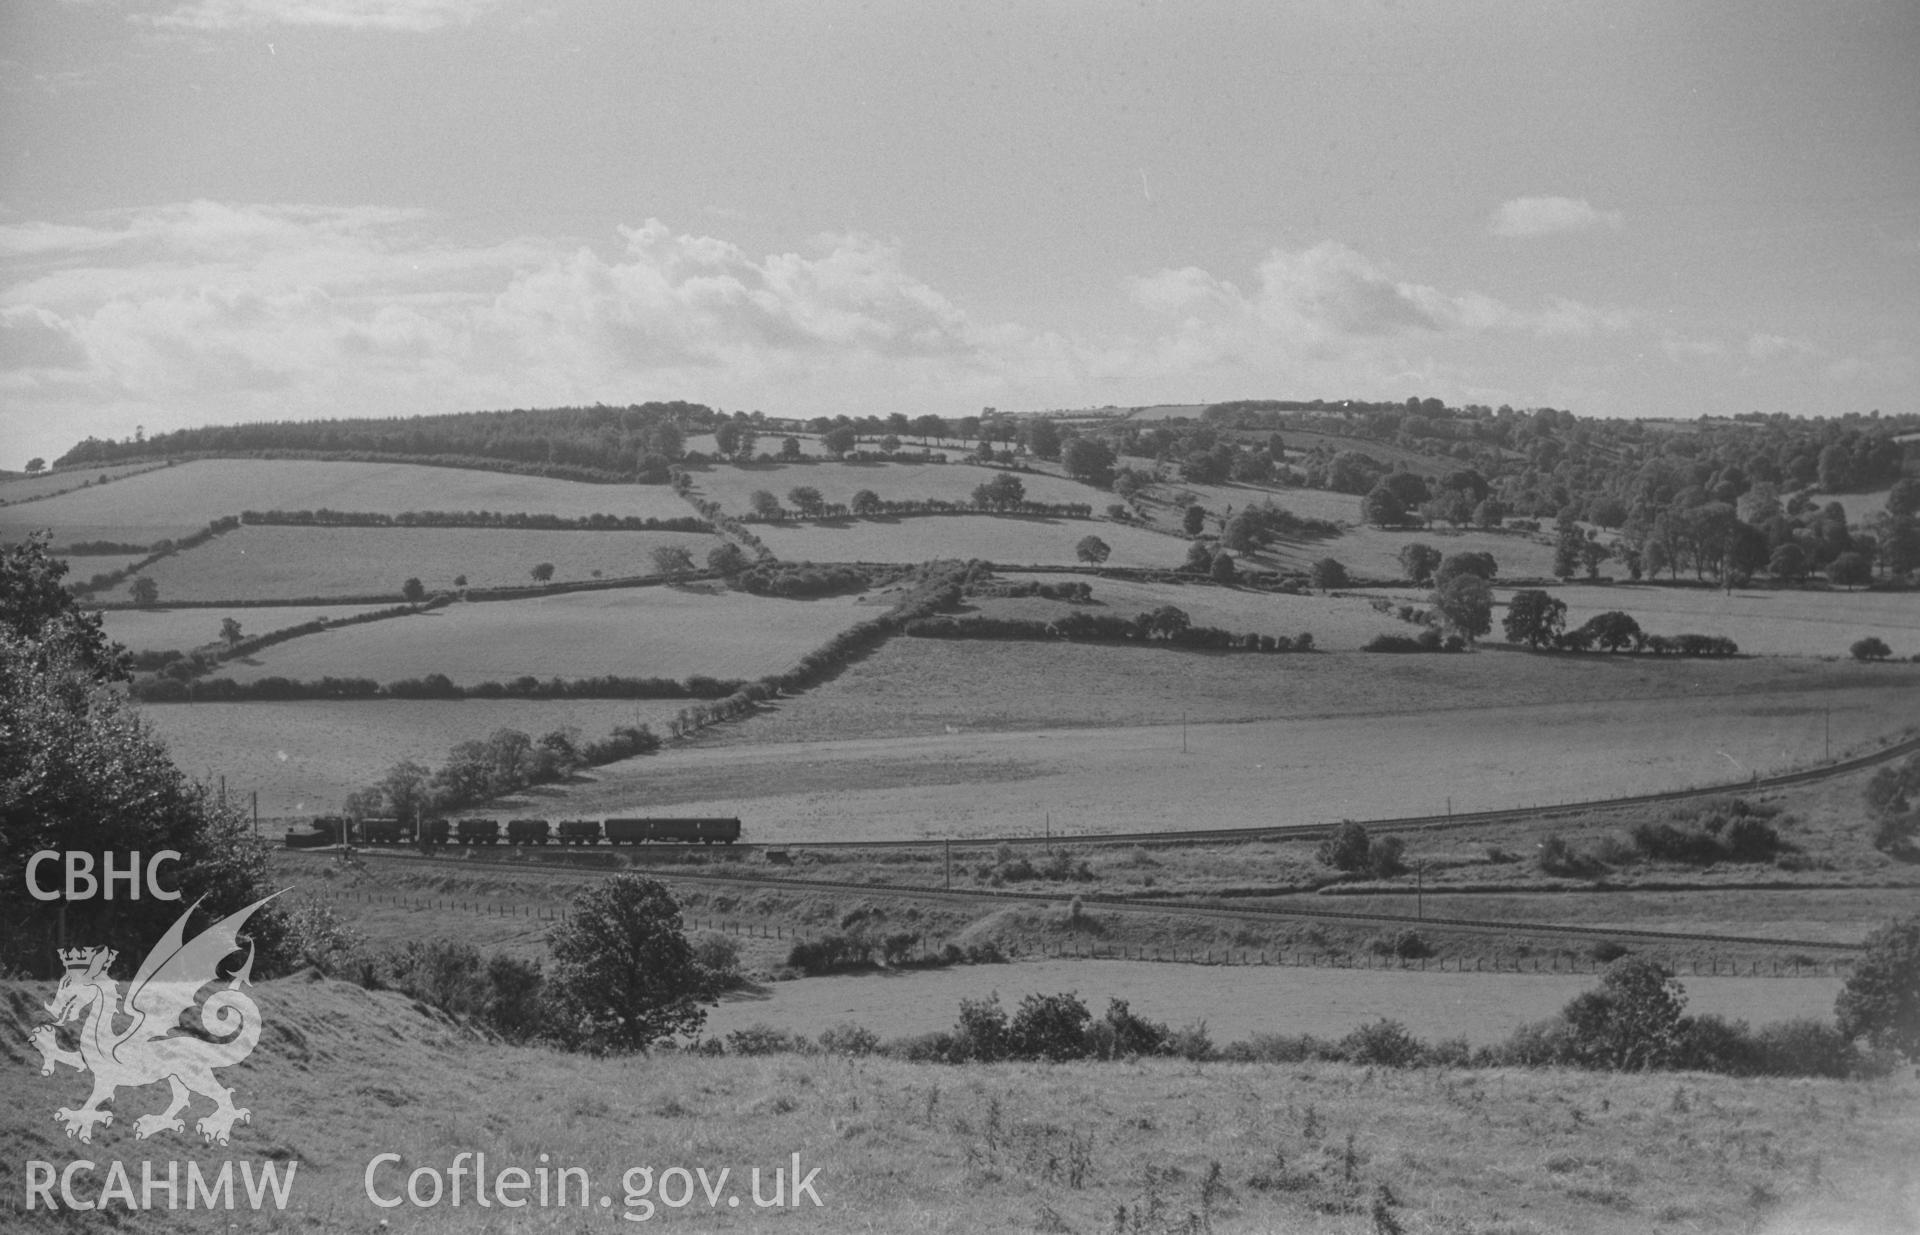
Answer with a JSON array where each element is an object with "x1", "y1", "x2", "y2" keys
[{"x1": 285, "y1": 815, "x2": 742, "y2": 847}]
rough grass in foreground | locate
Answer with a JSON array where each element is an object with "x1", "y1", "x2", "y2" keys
[{"x1": 3, "y1": 975, "x2": 1914, "y2": 1233}]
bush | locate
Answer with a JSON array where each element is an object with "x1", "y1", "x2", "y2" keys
[
  {"x1": 785, "y1": 932, "x2": 875, "y2": 974},
  {"x1": 1089, "y1": 998, "x2": 1169, "y2": 1059},
  {"x1": 1006, "y1": 991, "x2": 1094, "y2": 1061},
  {"x1": 1851, "y1": 636, "x2": 1893, "y2": 661},
  {"x1": 690, "y1": 930, "x2": 742, "y2": 987},
  {"x1": 725, "y1": 1024, "x2": 808, "y2": 1056},
  {"x1": 1339, "y1": 1018, "x2": 1426, "y2": 1067},
  {"x1": 1751, "y1": 1019, "x2": 1857, "y2": 1077},
  {"x1": 1366, "y1": 928, "x2": 1433, "y2": 960},
  {"x1": 1318, "y1": 820, "x2": 1373, "y2": 872},
  {"x1": 817, "y1": 1022, "x2": 881, "y2": 1056},
  {"x1": 544, "y1": 874, "x2": 708, "y2": 1053}
]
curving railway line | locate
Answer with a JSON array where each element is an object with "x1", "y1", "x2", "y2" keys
[{"x1": 321, "y1": 730, "x2": 1919, "y2": 956}]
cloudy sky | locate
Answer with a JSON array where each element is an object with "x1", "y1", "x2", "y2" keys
[{"x1": 2, "y1": 1, "x2": 1916, "y2": 467}]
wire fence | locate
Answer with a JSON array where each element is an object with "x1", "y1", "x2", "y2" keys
[{"x1": 310, "y1": 887, "x2": 1854, "y2": 978}]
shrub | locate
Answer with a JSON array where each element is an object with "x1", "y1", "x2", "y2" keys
[
  {"x1": 690, "y1": 930, "x2": 742, "y2": 987},
  {"x1": 1089, "y1": 998, "x2": 1169, "y2": 1059},
  {"x1": 817, "y1": 1023, "x2": 881, "y2": 1056},
  {"x1": 785, "y1": 932, "x2": 875, "y2": 974},
  {"x1": 1318, "y1": 820, "x2": 1373, "y2": 872},
  {"x1": 1008, "y1": 991, "x2": 1093, "y2": 1061},
  {"x1": 1836, "y1": 914, "x2": 1920, "y2": 1059},
  {"x1": 1339, "y1": 1018, "x2": 1426, "y2": 1068},
  {"x1": 1851, "y1": 636, "x2": 1893, "y2": 661},
  {"x1": 1751, "y1": 1019, "x2": 1857, "y2": 1077},
  {"x1": 1366, "y1": 928, "x2": 1432, "y2": 960},
  {"x1": 725, "y1": 1024, "x2": 807, "y2": 1056},
  {"x1": 544, "y1": 874, "x2": 708, "y2": 1053},
  {"x1": 951, "y1": 994, "x2": 1010, "y2": 1062}
]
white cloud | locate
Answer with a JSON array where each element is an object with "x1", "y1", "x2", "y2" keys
[
  {"x1": 1745, "y1": 332, "x2": 1823, "y2": 362},
  {"x1": 1489, "y1": 195, "x2": 1623, "y2": 238},
  {"x1": 0, "y1": 203, "x2": 1080, "y2": 449},
  {"x1": 1130, "y1": 241, "x2": 1631, "y2": 351},
  {"x1": 137, "y1": 0, "x2": 510, "y2": 32}
]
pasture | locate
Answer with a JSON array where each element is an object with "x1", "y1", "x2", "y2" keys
[
  {"x1": 684, "y1": 457, "x2": 1104, "y2": 514},
  {"x1": 138, "y1": 697, "x2": 692, "y2": 817},
  {"x1": 754, "y1": 514, "x2": 1184, "y2": 568},
  {"x1": 1803, "y1": 485, "x2": 1894, "y2": 523},
  {"x1": 513, "y1": 641, "x2": 1920, "y2": 840},
  {"x1": 1139, "y1": 478, "x2": 1363, "y2": 527},
  {"x1": 0, "y1": 457, "x2": 695, "y2": 546},
  {"x1": 95, "y1": 524, "x2": 723, "y2": 602},
  {"x1": 10, "y1": 976, "x2": 1912, "y2": 1235},
  {"x1": 703, "y1": 958, "x2": 1842, "y2": 1047},
  {"x1": 1347, "y1": 582, "x2": 1920, "y2": 659},
  {"x1": 1241, "y1": 524, "x2": 1561, "y2": 580},
  {"x1": 214, "y1": 585, "x2": 880, "y2": 684},
  {"x1": 102, "y1": 602, "x2": 406, "y2": 652},
  {"x1": 967, "y1": 573, "x2": 1410, "y2": 650},
  {"x1": 0, "y1": 460, "x2": 166, "y2": 507}
]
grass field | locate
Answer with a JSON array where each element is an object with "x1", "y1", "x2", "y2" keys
[
  {"x1": 215, "y1": 584, "x2": 882, "y2": 684},
  {"x1": 96, "y1": 524, "x2": 723, "y2": 601},
  {"x1": 703, "y1": 958, "x2": 1843, "y2": 1046},
  {"x1": 1347, "y1": 582, "x2": 1920, "y2": 659},
  {"x1": 138, "y1": 697, "x2": 693, "y2": 816},
  {"x1": 1803, "y1": 485, "x2": 1895, "y2": 524},
  {"x1": 60, "y1": 551, "x2": 152, "y2": 581},
  {"x1": 968, "y1": 573, "x2": 1410, "y2": 650},
  {"x1": 755, "y1": 514, "x2": 1185, "y2": 568},
  {"x1": 1136, "y1": 478, "x2": 1365, "y2": 527},
  {"x1": 505, "y1": 642, "x2": 1920, "y2": 840},
  {"x1": 7, "y1": 975, "x2": 1914, "y2": 1235},
  {"x1": 101, "y1": 602, "x2": 406, "y2": 652},
  {"x1": 0, "y1": 460, "x2": 168, "y2": 507},
  {"x1": 0, "y1": 457, "x2": 697, "y2": 546},
  {"x1": 684, "y1": 457, "x2": 1106, "y2": 514},
  {"x1": 1240, "y1": 524, "x2": 1561, "y2": 580}
]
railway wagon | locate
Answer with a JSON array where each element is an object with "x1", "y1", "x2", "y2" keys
[
  {"x1": 506, "y1": 818, "x2": 551, "y2": 845},
  {"x1": 358, "y1": 817, "x2": 411, "y2": 845},
  {"x1": 603, "y1": 817, "x2": 741, "y2": 845},
  {"x1": 421, "y1": 818, "x2": 452, "y2": 846},
  {"x1": 556, "y1": 819, "x2": 602, "y2": 845},
  {"x1": 456, "y1": 818, "x2": 501, "y2": 846}
]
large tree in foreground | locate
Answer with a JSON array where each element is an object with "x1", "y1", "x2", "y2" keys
[
  {"x1": 0, "y1": 535, "x2": 283, "y2": 976},
  {"x1": 1836, "y1": 915, "x2": 1920, "y2": 1060},
  {"x1": 544, "y1": 875, "x2": 710, "y2": 1053}
]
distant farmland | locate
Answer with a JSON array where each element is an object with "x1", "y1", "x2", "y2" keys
[
  {"x1": 966, "y1": 574, "x2": 1411, "y2": 650},
  {"x1": 103, "y1": 602, "x2": 407, "y2": 651},
  {"x1": 140, "y1": 698, "x2": 692, "y2": 817},
  {"x1": 532, "y1": 650, "x2": 1920, "y2": 841},
  {"x1": 213, "y1": 584, "x2": 881, "y2": 683},
  {"x1": 96, "y1": 524, "x2": 723, "y2": 601},
  {"x1": 0, "y1": 456, "x2": 696, "y2": 546},
  {"x1": 684, "y1": 458, "x2": 1106, "y2": 514},
  {"x1": 1244, "y1": 524, "x2": 1561, "y2": 580},
  {"x1": 755, "y1": 514, "x2": 1183, "y2": 567},
  {"x1": 0, "y1": 460, "x2": 167, "y2": 507}
]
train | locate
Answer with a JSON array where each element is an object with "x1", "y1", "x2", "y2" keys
[{"x1": 286, "y1": 815, "x2": 741, "y2": 848}]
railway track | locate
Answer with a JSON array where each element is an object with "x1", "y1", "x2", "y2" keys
[
  {"x1": 327, "y1": 848, "x2": 1866, "y2": 955},
  {"x1": 312, "y1": 730, "x2": 1918, "y2": 956},
  {"x1": 747, "y1": 728, "x2": 1920, "y2": 850}
]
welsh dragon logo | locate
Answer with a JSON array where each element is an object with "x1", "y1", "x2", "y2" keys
[{"x1": 31, "y1": 893, "x2": 280, "y2": 1146}]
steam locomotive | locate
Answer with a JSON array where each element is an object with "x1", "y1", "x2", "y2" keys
[{"x1": 287, "y1": 815, "x2": 741, "y2": 848}]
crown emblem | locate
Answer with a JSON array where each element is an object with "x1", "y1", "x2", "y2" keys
[{"x1": 59, "y1": 946, "x2": 113, "y2": 973}]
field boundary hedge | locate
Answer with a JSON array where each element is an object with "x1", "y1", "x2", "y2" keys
[
  {"x1": 68, "y1": 515, "x2": 241, "y2": 597},
  {"x1": 905, "y1": 613, "x2": 1315, "y2": 652},
  {"x1": 239, "y1": 508, "x2": 709, "y2": 532}
]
